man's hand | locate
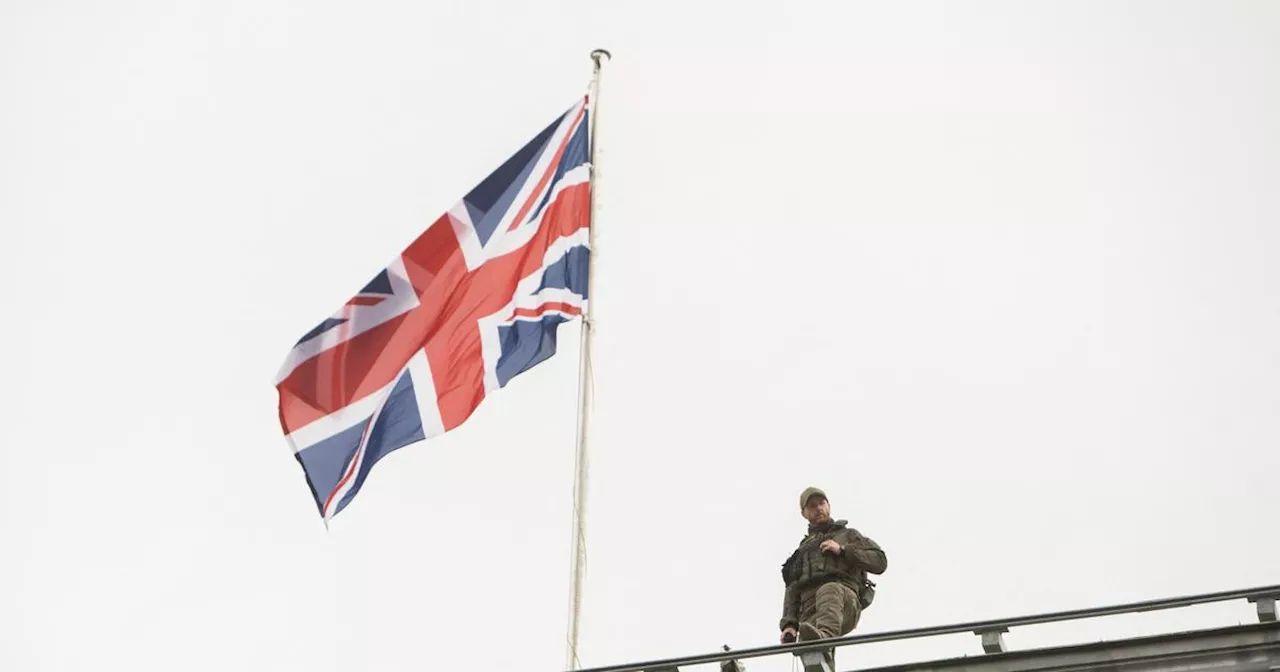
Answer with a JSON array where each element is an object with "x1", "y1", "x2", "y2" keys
[
  {"x1": 820, "y1": 540, "x2": 843, "y2": 555},
  {"x1": 781, "y1": 627, "x2": 799, "y2": 644}
]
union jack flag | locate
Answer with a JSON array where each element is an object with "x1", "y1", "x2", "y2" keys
[{"x1": 275, "y1": 96, "x2": 592, "y2": 522}]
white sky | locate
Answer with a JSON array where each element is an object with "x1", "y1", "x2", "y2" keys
[{"x1": 3, "y1": 1, "x2": 1278, "y2": 671}]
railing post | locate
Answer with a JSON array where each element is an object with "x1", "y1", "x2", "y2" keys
[
  {"x1": 975, "y1": 627, "x2": 1009, "y2": 654},
  {"x1": 1249, "y1": 596, "x2": 1277, "y2": 623},
  {"x1": 797, "y1": 649, "x2": 835, "y2": 672},
  {"x1": 720, "y1": 645, "x2": 746, "y2": 672}
]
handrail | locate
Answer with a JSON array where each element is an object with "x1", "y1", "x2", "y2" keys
[{"x1": 569, "y1": 583, "x2": 1280, "y2": 672}]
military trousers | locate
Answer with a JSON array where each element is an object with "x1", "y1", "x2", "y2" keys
[{"x1": 798, "y1": 581, "x2": 860, "y2": 641}]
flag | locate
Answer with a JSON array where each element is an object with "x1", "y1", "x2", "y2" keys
[{"x1": 274, "y1": 96, "x2": 592, "y2": 522}]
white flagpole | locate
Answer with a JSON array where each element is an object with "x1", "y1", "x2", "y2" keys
[{"x1": 566, "y1": 47, "x2": 610, "y2": 672}]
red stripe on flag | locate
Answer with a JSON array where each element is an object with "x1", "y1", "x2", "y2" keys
[{"x1": 510, "y1": 302, "x2": 583, "y2": 320}]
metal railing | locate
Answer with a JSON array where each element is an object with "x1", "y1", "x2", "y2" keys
[{"x1": 569, "y1": 583, "x2": 1280, "y2": 672}]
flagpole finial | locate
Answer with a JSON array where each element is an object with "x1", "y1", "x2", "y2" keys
[{"x1": 591, "y1": 49, "x2": 611, "y2": 67}]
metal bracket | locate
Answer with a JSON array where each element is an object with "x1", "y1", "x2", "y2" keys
[
  {"x1": 1248, "y1": 596, "x2": 1277, "y2": 623},
  {"x1": 975, "y1": 627, "x2": 1009, "y2": 654}
]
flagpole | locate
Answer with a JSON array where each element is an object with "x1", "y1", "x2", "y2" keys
[{"x1": 566, "y1": 47, "x2": 610, "y2": 672}]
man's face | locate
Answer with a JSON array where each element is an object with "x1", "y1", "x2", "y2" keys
[{"x1": 802, "y1": 496, "x2": 832, "y2": 525}]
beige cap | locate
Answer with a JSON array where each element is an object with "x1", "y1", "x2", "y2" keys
[{"x1": 799, "y1": 486, "x2": 828, "y2": 509}]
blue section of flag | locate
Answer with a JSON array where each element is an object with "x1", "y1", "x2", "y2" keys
[
  {"x1": 292, "y1": 369, "x2": 425, "y2": 518},
  {"x1": 333, "y1": 369, "x2": 425, "y2": 516},
  {"x1": 293, "y1": 421, "x2": 366, "y2": 516},
  {"x1": 464, "y1": 118, "x2": 561, "y2": 247},
  {"x1": 495, "y1": 315, "x2": 570, "y2": 388},
  {"x1": 295, "y1": 317, "x2": 348, "y2": 346},
  {"x1": 535, "y1": 245, "x2": 590, "y2": 298},
  {"x1": 360, "y1": 270, "x2": 394, "y2": 295}
]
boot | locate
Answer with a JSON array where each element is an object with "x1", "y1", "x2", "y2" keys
[{"x1": 799, "y1": 622, "x2": 835, "y2": 641}]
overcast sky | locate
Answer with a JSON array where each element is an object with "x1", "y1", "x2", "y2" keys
[{"x1": 3, "y1": 1, "x2": 1278, "y2": 671}]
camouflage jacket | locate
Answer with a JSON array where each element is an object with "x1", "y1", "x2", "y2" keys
[{"x1": 779, "y1": 519, "x2": 887, "y2": 631}]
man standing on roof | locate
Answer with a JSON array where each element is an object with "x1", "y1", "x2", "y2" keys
[{"x1": 780, "y1": 486, "x2": 888, "y2": 643}]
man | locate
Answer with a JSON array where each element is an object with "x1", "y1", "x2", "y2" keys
[{"x1": 779, "y1": 486, "x2": 887, "y2": 643}]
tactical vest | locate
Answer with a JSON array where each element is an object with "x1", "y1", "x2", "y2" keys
[
  {"x1": 781, "y1": 523, "x2": 876, "y2": 610},
  {"x1": 781, "y1": 525, "x2": 857, "y2": 588}
]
